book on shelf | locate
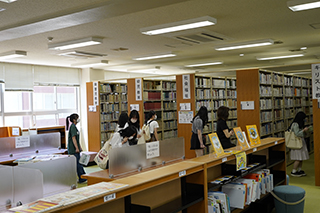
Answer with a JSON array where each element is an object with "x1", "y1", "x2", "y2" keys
[
  {"x1": 246, "y1": 125, "x2": 261, "y2": 146},
  {"x1": 221, "y1": 183, "x2": 246, "y2": 209},
  {"x1": 208, "y1": 191, "x2": 231, "y2": 213},
  {"x1": 233, "y1": 127, "x2": 250, "y2": 150},
  {"x1": 208, "y1": 133, "x2": 225, "y2": 157}
]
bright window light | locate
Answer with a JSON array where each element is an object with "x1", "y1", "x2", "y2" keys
[
  {"x1": 256, "y1": 54, "x2": 304, "y2": 60},
  {"x1": 141, "y1": 16, "x2": 216, "y2": 35}
]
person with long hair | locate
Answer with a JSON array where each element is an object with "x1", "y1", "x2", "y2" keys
[
  {"x1": 116, "y1": 112, "x2": 129, "y2": 132},
  {"x1": 66, "y1": 113, "x2": 86, "y2": 183},
  {"x1": 289, "y1": 111, "x2": 311, "y2": 177},
  {"x1": 190, "y1": 106, "x2": 208, "y2": 157},
  {"x1": 145, "y1": 110, "x2": 159, "y2": 142},
  {"x1": 128, "y1": 110, "x2": 141, "y2": 145},
  {"x1": 216, "y1": 106, "x2": 235, "y2": 149}
]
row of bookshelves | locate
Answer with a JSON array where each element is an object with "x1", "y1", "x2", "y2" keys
[
  {"x1": 196, "y1": 100, "x2": 237, "y2": 111},
  {"x1": 143, "y1": 91, "x2": 177, "y2": 101},
  {"x1": 195, "y1": 77, "x2": 236, "y2": 89},
  {"x1": 260, "y1": 71, "x2": 311, "y2": 87},
  {"x1": 100, "y1": 83, "x2": 127, "y2": 93},
  {"x1": 260, "y1": 86, "x2": 311, "y2": 97},
  {"x1": 143, "y1": 81, "x2": 176, "y2": 90},
  {"x1": 100, "y1": 103, "x2": 128, "y2": 112},
  {"x1": 100, "y1": 93, "x2": 127, "y2": 103}
]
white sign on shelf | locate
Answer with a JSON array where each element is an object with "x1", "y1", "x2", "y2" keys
[
  {"x1": 182, "y1": 74, "x2": 191, "y2": 99},
  {"x1": 241, "y1": 101, "x2": 254, "y2": 110},
  {"x1": 178, "y1": 111, "x2": 193, "y2": 124},
  {"x1": 312, "y1": 64, "x2": 320, "y2": 100},
  {"x1": 15, "y1": 136, "x2": 30, "y2": 148},
  {"x1": 146, "y1": 141, "x2": 160, "y2": 159},
  {"x1": 104, "y1": 193, "x2": 116, "y2": 202},
  {"x1": 135, "y1": 78, "x2": 142, "y2": 101},
  {"x1": 180, "y1": 103, "x2": 191, "y2": 111},
  {"x1": 130, "y1": 104, "x2": 139, "y2": 111},
  {"x1": 12, "y1": 128, "x2": 20, "y2": 136},
  {"x1": 93, "y1": 81, "x2": 99, "y2": 106},
  {"x1": 179, "y1": 170, "x2": 186, "y2": 177},
  {"x1": 88, "y1": 105, "x2": 96, "y2": 112}
]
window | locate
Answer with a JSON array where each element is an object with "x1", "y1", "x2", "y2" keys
[
  {"x1": 33, "y1": 86, "x2": 55, "y2": 111},
  {"x1": 4, "y1": 91, "x2": 31, "y2": 112},
  {"x1": 57, "y1": 87, "x2": 77, "y2": 109}
]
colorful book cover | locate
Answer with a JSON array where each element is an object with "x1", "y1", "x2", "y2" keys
[
  {"x1": 208, "y1": 133, "x2": 225, "y2": 157},
  {"x1": 246, "y1": 125, "x2": 261, "y2": 146},
  {"x1": 233, "y1": 127, "x2": 250, "y2": 149},
  {"x1": 9, "y1": 200, "x2": 61, "y2": 213},
  {"x1": 235, "y1": 152, "x2": 247, "y2": 171}
]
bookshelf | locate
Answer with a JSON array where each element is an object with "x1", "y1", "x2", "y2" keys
[
  {"x1": 87, "y1": 82, "x2": 127, "y2": 152},
  {"x1": 195, "y1": 75, "x2": 238, "y2": 153},
  {"x1": 142, "y1": 79, "x2": 178, "y2": 140}
]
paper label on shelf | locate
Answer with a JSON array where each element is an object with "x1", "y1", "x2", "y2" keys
[
  {"x1": 135, "y1": 78, "x2": 142, "y2": 101},
  {"x1": 241, "y1": 101, "x2": 254, "y2": 110},
  {"x1": 275, "y1": 141, "x2": 278, "y2": 145},
  {"x1": 15, "y1": 136, "x2": 30, "y2": 148},
  {"x1": 253, "y1": 148, "x2": 257, "y2": 152},
  {"x1": 88, "y1": 105, "x2": 96, "y2": 112},
  {"x1": 104, "y1": 193, "x2": 116, "y2": 202},
  {"x1": 182, "y1": 75, "x2": 191, "y2": 99},
  {"x1": 12, "y1": 127, "x2": 20, "y2": 136},
  {"x1": 312, "y1": 64, "x2": 320, "y2": 99},
  {"x1": 178, "y1": 111, "x2": 193, "y2": 124},
  {"x1": 146, "y1": 141, "x2": 160, "y2": 159},
  {"x1": 93, "y1": 81, "x2": 99, "y2": 106},
  {"x1": 130, "y1": 104, "x2": 139, "y2": 111},
  {"x1": 179, "y1": 103, "x2": 191, "y2": 111},
  {"x1": 222, "y1": 157, "x2": 227, "y2": 162},
  {"x1": 179, "y1": 170, "x2": 186, "y2": 177}
]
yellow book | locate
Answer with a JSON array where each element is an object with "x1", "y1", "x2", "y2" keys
[
  {"x1": 246, "y1": 125, "x2": 261, "y2": 146},
  {"x1": 208, "y1": 133, "x2": 225, "y2": 157},
  {"x1": 236, "y1": 151, "x2": 247, "y2": 171},
  {"x1": 233, "y1": 127, "x2": 250, "y2": 150}
]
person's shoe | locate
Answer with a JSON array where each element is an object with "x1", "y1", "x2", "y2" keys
[
  {"x1": 291, "y1": 171, "x2": 302, "y2": 177},
  {"x1": 298, "y1": 170, "x2": 307, "y2": 176},
  {"x1": 78, "y1": 179, "x2": 87, "y2": 184}
]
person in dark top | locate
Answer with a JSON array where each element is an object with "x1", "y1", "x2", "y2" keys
[
  {"x1": 66, "y1": 113, "x2": 86, "y2": 183},
  {"x1": 190, "y1": 106, "x2": 208, "y2": 157},
  {"x1": 216, "y1": 106, "x2": 235, "y2": 149},
  {"x1": 128, "y1": 110, "x2": 141, "y2": 145}
]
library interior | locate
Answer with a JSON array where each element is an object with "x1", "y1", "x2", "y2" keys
[{"x1": 1, "y1": 0, "x2": 320, "y2": 212}]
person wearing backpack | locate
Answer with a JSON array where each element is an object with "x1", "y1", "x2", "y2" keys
[
  {"x1": 190, "y1": 106, "x2": 208, "y2": 157},
  {"x1": 144, "y1": 110, "x2": 159, "y2": 142}
]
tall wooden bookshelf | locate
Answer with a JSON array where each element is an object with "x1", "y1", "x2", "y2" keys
[
  {"x1": 237, "y1": 69, "x2": 313, "y2": 165},
  {"x1": 194, "y1": 75, "x2": 238, "y2": 153},
  {"x1": 127, "y1": 78, "x2": 178, "y2": 141},
  {"x1": 87, "y1": 81, "x2": 127, "y2": 152}
]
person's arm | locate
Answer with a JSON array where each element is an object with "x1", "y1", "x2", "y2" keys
[
  {"x1": 197, "y1": 129, "x2": 205, "y2": 148},
  {"x1": 72, "y1": 136, "x2": 80, "y2": 153},
  {"x1": 154, "y1": 128, "x2": 158, "y2": 141},
  {"x1": 121, "y1": 137, "x2": 128, "y2": 144},
  {"x1": 292, "y1": 123, "x2": 307, "y2": 137},
  {"x1": 223, "y1": 129, "x2": 234, "y2": 138}
]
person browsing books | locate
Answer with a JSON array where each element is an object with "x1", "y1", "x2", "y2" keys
[
  {"x1": 289, "y1": 111, "x2": 312, "y2": 177},
  {"x1": 190, "y1": 106, "x2": 208, "y2": 157},
  {"x1": 66, "y1": 113, "x2": 86, "y2": 183},
  {"x1": 115, "y1": 112, "x2": 129, "y2": 132},
  {"x1": 216, "y1": 106, "x2": 235, "y2": 149},
  {"x1": 128, "y1": 110, "x2": 142, "y2": 145},
  {"x1": 145, "y1": 110, "x2": 159, "y2": 142}
]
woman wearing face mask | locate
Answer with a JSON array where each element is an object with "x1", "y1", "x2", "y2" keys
[
  {"x1": 128, "y1": 110, "x2": 141, "y2": 145},
  {"x1": 109, "y1": 125, "x2": 137, "y2": 148},
  {"x1": 145, "y1": 110, "x2": 159, "y2": 142},
  {"x1": 66, "y1": 113, "x2": 86, "y2": 183}
]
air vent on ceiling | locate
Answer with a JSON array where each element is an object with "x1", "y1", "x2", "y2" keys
[
  {"x1": 173, "y1": 31, "x2": 229, "y2": 44},
  {"x1": 59, "y1": 51, "x2": 107, "y2": 59}
]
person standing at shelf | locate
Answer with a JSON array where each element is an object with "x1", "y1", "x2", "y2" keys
[
  {"x1": 190, "y1": 106, "x2": 208, "y2": 157},
  {"x1": 216, "y1": 106, "x2": 235, "y2": 149},
  {"x1": 115, "y1": 112, "x2": 129, "y2": 132},
  {"x1": 145, "y1": 110, "x2": 159, "y2": 142},
  {"x1": 66, "y1": 113, "x2": 86, "y2": 183},
  {"x1": 128, "y1": 110, "x2": 142, "y2": 145},
  {"x1": 289, "y1": 111, "x2": 312, "y2": 177}
]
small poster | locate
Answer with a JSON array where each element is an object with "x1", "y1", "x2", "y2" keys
[
  {"x1": 15, "y1": 136, "x2": 30, "y2": 148},
  {"x1": 146, "y1": 141, "x2": 160, "y2": 159},
  {"x1": 12, "y1": 127, "x2": 20, "y2": 136},
  {"x1": 246, "y1": 125, "x2": 261, "y2": 146},
  {"x1": 233, "y1": 127, "x2": 250, "y2": 150},
  {"x1": 178, "y1": 111, "x2": 193, "y2": 124},
  {"x1": 312, "y1": 64, "x2": 320, "y2": 99},
  {"x1": 180, "y1": 103, "x2": 191, "y2": 111},
  {"x1": 135, "y1": 78, "x2": 142, "y2": 101},
  {"x1": 182, "y1": 74, "x2": 190, "y2": 99},
  {"x1": 236, "y1": 152, "x2": 247, "y2": 171},
  {"x1": 208, "y1": 133, "x2": 225, "y2": 157},
  {"x1": 93, "y1": 81, "x2": 99, "y2": 106},
  {"x1": 130, "y1": 104, "x2": 139, "y2": 111}
]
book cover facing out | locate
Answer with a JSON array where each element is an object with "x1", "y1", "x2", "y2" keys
[
  {"x1": 246, "y1": 125, "x2": 261, "y2": 146},
  {"x1": 209, "y1": 133, "x2": 225, "y2": 157},
  {"x1": 233, "y1": 127, "x2": 250, "y2": 150}
]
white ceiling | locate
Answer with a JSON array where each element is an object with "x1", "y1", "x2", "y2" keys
[{"x1": 0, "y1": 0, "x2": 320, "y2": 78}]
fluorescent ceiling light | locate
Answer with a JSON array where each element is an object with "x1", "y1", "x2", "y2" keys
[
  {"x1": 185, "y1": 61, "x2": 223, "y2": 67},
  {"x1": 129, "y1": 67, "x2": 161, "y2": 74},
  {"x1": 256, "y1": 54, "x2": 304, "y2": 60},
  {"x1": 132, "y1": 53, "x2": 176, "y2": 61},
  {"x1": 215, "y1": 39, "x2": 274, "y2": 51},
  {"x1": 0, "y1": 0, "x2": 17, "y2": 2},
  {"x1": 48, "y1": 37, "x2": 103, "y2": 50},
  {"x1": 71, "y1": 60, "x2": 108, "y2": 68},
  {"x1": 287, "y1": 0, "x2": 320, "y2": 11},
  {"x1": 140, "y1": 16, "x2": 216, "y2": 35},
  {"x1": 0, "y1": 50, "x2": 27, "y2": 59}
]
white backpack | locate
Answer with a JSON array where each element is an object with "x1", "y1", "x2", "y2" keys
[{"x1": 141, "y1": 120, "x2": 154, "y2": 142}]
